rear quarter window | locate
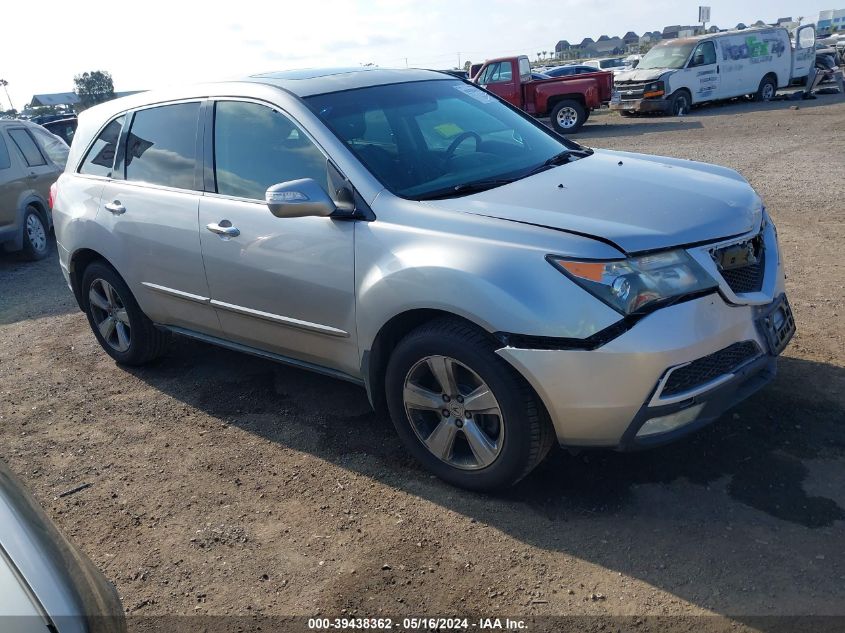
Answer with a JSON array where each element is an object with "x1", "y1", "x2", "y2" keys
[{"x1": 79, "y1": 115, "x2": 125, "y2": 177}]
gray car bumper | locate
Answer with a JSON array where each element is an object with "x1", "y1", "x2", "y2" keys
[{"x1": 497, "y1": 291, "x2": 788, "y2": 448}]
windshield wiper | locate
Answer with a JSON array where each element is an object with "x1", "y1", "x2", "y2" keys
[
  {"x1": 415, "y1": 178, "x2": 518, "y2": 200},
  {"x1": 522, "y1": 149, "x2": 582, "y2": 177}
]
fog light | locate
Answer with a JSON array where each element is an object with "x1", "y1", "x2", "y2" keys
[{"x1": 636, "y1": 404, "x2": 705, "y2": 438}]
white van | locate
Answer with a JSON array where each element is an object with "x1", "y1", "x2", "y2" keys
[{"x1": 611, "y1": 25, "x2": 817, "y2": 115}]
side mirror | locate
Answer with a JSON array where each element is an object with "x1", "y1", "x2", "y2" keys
[{"x1": 265, "y1": 179, "x2": 337, "y2": 218}]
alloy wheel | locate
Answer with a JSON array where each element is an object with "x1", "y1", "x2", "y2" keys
[
  {"x1": 403, "y1": 355, "x2": 504, "y2": 470},
  {"x1": 88, "y1": 279, "x2": 131, "y2": 352},
  {"x1": 26, "y1": 212, "x2": 47, "y2": 254}
]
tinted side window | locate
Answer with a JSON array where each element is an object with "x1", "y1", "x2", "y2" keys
[
  {"x1": 0, "y1": 133, "x2": 10, "y2": 170},
  {"x1": 213, "y1": 101, "x2": 327, "y2": 200},
  {"x1": 126, "y1": 103, "x2": 199, "y2": 189},
  {"x1": 80, "y1": 115, "x2": 125, "y2": 177},
  {"x1": 8, "y1": 129, "x2": 47, "y2": 167}
]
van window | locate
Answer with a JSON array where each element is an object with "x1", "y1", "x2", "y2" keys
[
  {"x1": 689, "y1": 41, "x2": 717, "y2": 67},
  {"x1": 0, "y1": 133, "x2": 10, "y2": 170},
  {"x1": 125, "y1": 103, "x2": 199, "y2": 189},
  {"x1": 213, "y1": 101, "x2": 327, "y2": 200},
  {"x1": 8, "y1": 129, "x2": 47, "y2": 167},
  {"x1": 80, "y1": 115, "x2": 125, "y2": 177}
]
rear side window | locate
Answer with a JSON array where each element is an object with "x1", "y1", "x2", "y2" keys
[
  {"x1": 213, "y1": 101, "x2": 327, "y2": 200},
  {"x1": 125, "y1": 103, "x2": 199, "y2": 189},
  {"x1": 8, "y1": 129, "x2": 47, "y2": 167},
  {"x1": 0, "y1": 133, "x2": 10, "y2": 170},
  {"x1": 80, "y1": 115, "x2": 125, "y2": 177},
  {"x1": 30, "y1": 127, "x2": 69, "y2": 168}
]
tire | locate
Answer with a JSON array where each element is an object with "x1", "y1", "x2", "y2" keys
[
  {"x1": 20, "y1": 206, "x2": 50, "y2": 261},
  {"x1": 755, "y1": 75, "x2": 777, "y2": 102},
  {"x1": 550, "y1": 99, "x2": 586, "y2": 133},
  {"x1": 385, "y1": 318, "x2": 554, "y2": 491},
  {"x1": 81, "y1": 261, "x2": 168, "y2": 365},
  {"x1": 668, "y1": 90, "x2": 691, "y2": 116},
  {"x1": 620, "y1": 110, "x2": 636, "y2": 118}
]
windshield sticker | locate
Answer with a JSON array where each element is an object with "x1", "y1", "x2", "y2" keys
[
  {"x1": 434, "y1": 123, "x2": 464, "y2": 138},
  {"x1": 454, "y1": 84, "x2": 494, "y2": 103}
]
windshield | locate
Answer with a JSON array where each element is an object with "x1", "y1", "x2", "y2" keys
[
  {"x1": 637, "y1": 42, "x2": 696, "y2": 69},
  {"x1": 305, "y1": 79, "x2": 581, "y2": 199}
]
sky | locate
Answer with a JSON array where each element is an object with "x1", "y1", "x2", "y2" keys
[{"x1": 0, "y1": 0, "x2": 828, "y2": 110}]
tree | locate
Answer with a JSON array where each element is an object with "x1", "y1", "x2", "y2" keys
[
  {"x1": 0, "y1": 79, "x2": 14, "y2": 112},
  {"x1": 74, "y1": 70, "x2": 116, "y2": 110}
]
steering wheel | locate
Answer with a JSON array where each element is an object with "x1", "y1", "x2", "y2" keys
[{"x1": 444, "y1": 131, "x2": 482, "y2": 160}]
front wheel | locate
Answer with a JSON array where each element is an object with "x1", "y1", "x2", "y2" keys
[
  {"x1": 668, "y1": 90, "x2": 691, "y2": 116},
  {"x1": 385, "y1": 318, "x2": 554, "y2": 491},
  {"x1": 550, "y1": 100, "x2": 586, "y2": 133},
  {"x1": 81, "y1": 261, "x2": 169, "y2": 365}
]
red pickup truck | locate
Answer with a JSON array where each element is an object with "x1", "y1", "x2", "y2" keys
[{"x1": 472, "y1": 56, "x2": 613, "y2": 133}]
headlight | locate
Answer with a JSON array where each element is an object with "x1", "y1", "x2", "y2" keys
[
  {"x1": 547, "y1": 250, "x2": 718, "y2": 315},
  {"x1": 643, "y1": 81, "x2": 665, "y2": 98}
]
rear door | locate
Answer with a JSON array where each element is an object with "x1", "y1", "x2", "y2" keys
[
  {"x1": 791, "y1": 25, "x2": 816, "y2": 80},
  {"x1": 97, "y1": 101, "x2": 221, "y2": 335},
  {"x1": 0, "y1": 130, "x2": 24, "y2": 238},
  {"x1": 6, "y1": 127, "x2": 55, "y2": 204},
  {"x1": 198, "y1": 99, "x2": 358, "y2": 375}
]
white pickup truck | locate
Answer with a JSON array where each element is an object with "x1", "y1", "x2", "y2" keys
[{"x1": 611, "y1": 24, "x2": 816, "y2": 115}]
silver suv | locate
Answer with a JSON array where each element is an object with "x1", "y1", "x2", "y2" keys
[
  {"x1": 1, "y1": 119, "x2": 68, "y2": 260},
  {"x1": 52, "y1": 69, "x2": 794, "y2": 490}
]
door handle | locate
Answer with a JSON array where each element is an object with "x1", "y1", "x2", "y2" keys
[
  {"x1": 206, "y1": 221, "x2": 240, "y2": 238},
  {"x1": 104, "y1": 200, "x2": 126, "y2": 215},
  {"x1": 27, "y1": 172, "x2": 38, "y2": 181}
]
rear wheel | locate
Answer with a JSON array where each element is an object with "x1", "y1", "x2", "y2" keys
[
  {"x1": 81, "y1": 261, "x2": 168, "y2": 365},
  {"x1": 20, "y1": 206, "x2": 49, "y2": 261},
  {"x1": 550, "y1": 99, "x2": 586, "y2": 133},
  {"x1": 385, "y1": 318, "x2": 554, "y2": 491},
  {"x1": 755, "y1": 75, "x2": 777, "y2": 102}
]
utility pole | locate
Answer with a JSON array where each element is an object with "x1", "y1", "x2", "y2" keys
[
  {"x1": 405, "y1": 57, "x2": 408, "y2": 68},
  {"x1": 0, "y1": 79, "x2": 13, "y2": 112},
  {"x1": 457, "y1": 52, "x2": 461, "y2": 69}
]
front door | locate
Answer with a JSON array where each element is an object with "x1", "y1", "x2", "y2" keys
[
  {"x1": 684, "y1": 41, "x2": 722, "y2": 101},
  {"x1": 477, "y1": 61, "x2": 521, "y2": 107},
  {"x1": 198, "y1": 100, "x2": 358, "y2": 376}
]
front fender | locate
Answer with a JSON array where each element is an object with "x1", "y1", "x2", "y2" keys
[{"x1": 354, "y1": 197, "x2": 624, "y2": 358}]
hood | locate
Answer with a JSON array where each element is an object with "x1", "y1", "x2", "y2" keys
[
  {"x1": 614, "y1": 67, "x2": 671, "y2": 83},
  {"x1": 425, "y1": 149, "x2": 762, "y2": 254}
]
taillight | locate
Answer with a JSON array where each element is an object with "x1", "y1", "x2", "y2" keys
[{"x1": 49, "y1": 181, "x2": 58, "y2": 210}]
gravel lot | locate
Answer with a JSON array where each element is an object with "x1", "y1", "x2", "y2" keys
[{"x1": 1, "y1": 95, "x2": 844, "y2": 632}]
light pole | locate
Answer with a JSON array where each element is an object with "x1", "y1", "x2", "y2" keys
[{"x1": 0, "y1": 79, "x2": 14, "y2": 112}]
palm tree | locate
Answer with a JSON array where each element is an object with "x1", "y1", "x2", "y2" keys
[
  {"x1": 0, "y1": 79, "x2": 13, "y2": 112},
  {"x1": 542, "y1": 50, "x2": 548, "y2": 59},
  {"x1": 536, "y1": 52, "x2": 541, "y2": 60}
]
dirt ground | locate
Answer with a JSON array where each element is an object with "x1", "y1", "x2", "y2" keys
[{"x1": 1, "y1": 95, "x2": 844, "y2": 632}]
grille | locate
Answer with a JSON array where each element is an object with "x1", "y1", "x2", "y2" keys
[
  {"x1": 661, "y1": 341, "x2": 761, "y2": 397},
  {"x1": 720, "y1": 256, "x2": 765, "y2": 293},
  {"x1": 615, "y1": 82, "x2": 648, "y2": 98},
  {"x1": 713, "y1": 236, "x2": 765, "y2": 294}
]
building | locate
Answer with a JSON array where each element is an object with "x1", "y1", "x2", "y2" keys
[
  {"x1": 30, "y1": 92, "x2": 80, "y2": 107},
  {"x1": 818, "y1": 8, "x2": 845, "y2": 35},
  {"x1": 554, "y1": 40, "x2": 574, "y2": 60}
]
